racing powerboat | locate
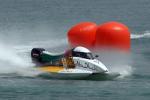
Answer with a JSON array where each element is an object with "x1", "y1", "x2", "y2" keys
[{"x1": 31, "y1": 46, "x2": 117, "y2": 79}]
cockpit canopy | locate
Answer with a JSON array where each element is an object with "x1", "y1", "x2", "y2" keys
[
  {"x1": 72, "y1": 46, "x2": 94, "y2": 59},
  {"x1": 72, "y1": 51, "x2": 94, "y2": 59}
]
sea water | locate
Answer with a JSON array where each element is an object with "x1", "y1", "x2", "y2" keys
[{"x1": 0, "y1": 0, "x2": 150, "y2": 100}]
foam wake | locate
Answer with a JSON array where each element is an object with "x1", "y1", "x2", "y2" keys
[
  {"x1": 110, "y1": 65, "x2": 133, "y2": 78},
  {"x1": 0, "y1": 39, "x2": 67, "y2": 77},
  {"x1": 0, "y1": 43, "x2": 43, "y2": 77}
]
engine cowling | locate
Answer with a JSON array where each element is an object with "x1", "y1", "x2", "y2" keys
[{"x1": 31, "y1": 48, "x2": 45, "y2": 62}]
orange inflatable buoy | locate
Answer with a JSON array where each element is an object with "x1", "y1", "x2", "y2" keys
[
  {"x1": 67, "y1": 22, "x2": 97, "y2": 49},
  {"x1": 95, "y1": 21, "x2": 130, "y2": 51}
]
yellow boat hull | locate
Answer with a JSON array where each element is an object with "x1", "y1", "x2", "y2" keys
[{"x1": 38, "y1": 66, "x2": 64, "y2": 73}]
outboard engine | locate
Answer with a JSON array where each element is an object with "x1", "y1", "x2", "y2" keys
[{"x1": 31, "y1": 48, "x2": 45, "y2": 62}]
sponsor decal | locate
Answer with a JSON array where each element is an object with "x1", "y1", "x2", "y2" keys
[{"x1": 75, "y1": 61, "x2": 97, "y2": 71}]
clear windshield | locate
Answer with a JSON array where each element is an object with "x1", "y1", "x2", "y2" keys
[
  {"x1": 85, "y1": 53, "x2": 94, "y2": 59},
  {"x1": 72, "y1": 52, "x2": 94, "y2": 59}
]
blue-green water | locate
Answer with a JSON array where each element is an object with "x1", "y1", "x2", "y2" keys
[{"x1": 0, "y1": 0, "x2": 150, "y2": 100}]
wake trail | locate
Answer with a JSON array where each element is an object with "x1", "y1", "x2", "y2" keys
[
  {"x1": 0, "y1": 39, "x2": 67, "y2": 77},
  {"x1": 131, "y1": 31, "x2": 150, "y2": 39}
]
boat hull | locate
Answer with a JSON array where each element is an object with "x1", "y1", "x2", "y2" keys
[{"x1": 37, "y1": 66, "x2": 120, "y2": 80}]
